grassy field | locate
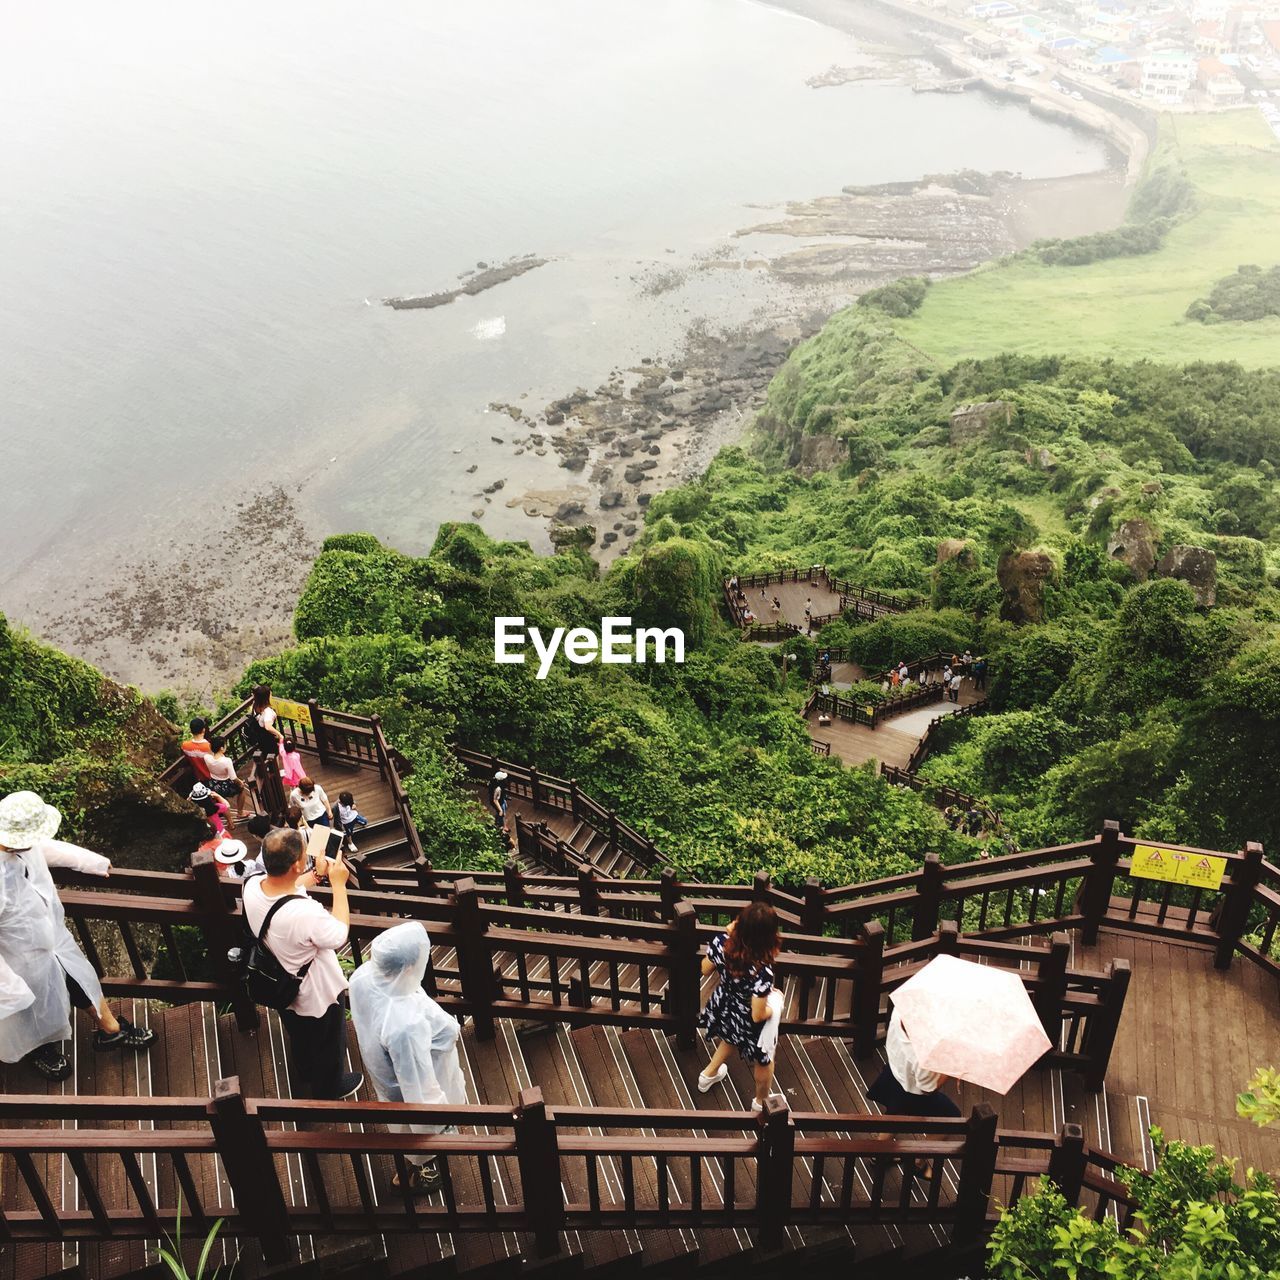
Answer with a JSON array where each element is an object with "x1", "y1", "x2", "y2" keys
[{"x1": 896, "y1": 111, "x2": 1280, "y2": 368}]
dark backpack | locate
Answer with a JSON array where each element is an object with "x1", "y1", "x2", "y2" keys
[
  {"x1": 244, "y1": 891, "x2": 313, "y2": 1012},
  {"x1": 244, "y1": 713, "x2": 278, "y2": 757}
]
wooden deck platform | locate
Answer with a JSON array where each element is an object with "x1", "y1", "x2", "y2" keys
[
  {"x1": 806, "y1": 686, "x2": 985, "y2": 770},
  {"x1": 4, "y1": 920, "x2": 1274, "y2": 1280}
]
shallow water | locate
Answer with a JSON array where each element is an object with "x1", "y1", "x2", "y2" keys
[{"x1": 0, "y1": 0, "x2": 1108, "y2": 680}]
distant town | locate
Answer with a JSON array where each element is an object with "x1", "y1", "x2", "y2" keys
[{"x1": 885, "y1": 0, "x2": 1280, "y2": 133}]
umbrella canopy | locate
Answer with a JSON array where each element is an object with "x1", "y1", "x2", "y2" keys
[{"x1": 889, "y1": 954, "x2": 1051, "y2": 1095}]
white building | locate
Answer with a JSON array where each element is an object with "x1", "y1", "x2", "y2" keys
[{"x1": 1141, "y1": 49, "x2": 1197, "y2": 98}]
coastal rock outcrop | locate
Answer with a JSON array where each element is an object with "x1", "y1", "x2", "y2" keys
[
  {"x1": 1107, "y1": 518, "x2": 1157, "y2": 581},
  {"x1": 997, "y1": 549, "x2": 1055, "y2": 624},
  {"x1": 949, "y1": 400, "x2": 1011, "y2": 445},
  {"x1": 1156, "y1": 544, "x2": 1217, "y2": 607},
  {"x1": 796, "y1": 435, "x2": 847, "y2": 476},
  {"x1": 936, "y1": 538, "x2": 975, "y2": 567}
]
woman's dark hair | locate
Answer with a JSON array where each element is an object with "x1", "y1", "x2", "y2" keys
[
  {"x1": 251, "y1": 684, "x2": 272, "y2": 712},
  {"x1": 285, "y1": 804, "x2": 305, "y2": 828},
  {"x1": 209, "y1": 734, "x2": 226, "y2": 753},
  {"x1": 338, "y1": 791, "x2": 354, "y2": 806},
  {"x1": 297, "y1": 777, "x2": 315, "y2": 795},
  {"x1": 724, "y1": 902, "x2": 781, "y2": 976}
]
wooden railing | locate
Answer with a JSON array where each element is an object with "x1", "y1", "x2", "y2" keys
[
  {"x1": 806, "y1": 682, "x2": 945, "y2": 729},
  {"x1": 723, "y1": 566, "x2": 915, "y2": 634},
  {"x1": 880, "y1": 763, "x2": 1000, "y2": 827},
  {"x1": 907, "y1": 700, "x2": 988, "y2": 772},
  {"x1": 0, "y1": 1081, "x2": 1140, "y2": 1265},
  {"x1": 453, "y1": 746, "x2": 667, "y2": 874}
]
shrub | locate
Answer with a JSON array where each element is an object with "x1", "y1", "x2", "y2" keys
[{"x1": 857, "y1": 276, "x2": 931, "y2": 318}]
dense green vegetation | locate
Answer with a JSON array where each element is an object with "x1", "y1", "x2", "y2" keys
[
  {"x1": 988, "y1": 1131, "x2": 1280, "y2": 1280},
  {"x1": 857, "y1": 275, "x2": 930, "y2": 317},
  {"x1": 637, "y1": 302, "x2": 1280, "y2": 853},
  {"x1": 897, "y1": 113, "x2": 1280, "y2": 366},
  {"x1": 236, "y1": 528, "x2": 962, "y2": 885},
  {"x1": 1189, "y1": 263, "x2": 1280, "y2": 324}
]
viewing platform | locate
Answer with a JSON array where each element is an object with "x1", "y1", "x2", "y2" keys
[{"x1": 2, "y1": 708, "x2": 1277, "y2": 1280}]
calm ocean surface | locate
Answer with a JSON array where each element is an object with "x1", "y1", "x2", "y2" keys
[{"x1": 0, "y1": 0, "x2": 1107, "y2": 604}]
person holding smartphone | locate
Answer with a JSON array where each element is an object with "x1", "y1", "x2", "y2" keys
[{"x1": 241, "y1": 829, "x2": 361, "y2": 1100}]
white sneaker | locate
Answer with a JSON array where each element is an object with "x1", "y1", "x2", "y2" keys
[
  {"x1": 697, "y1": 1064, "x2": 728, "y2": 1093},
  {"x1": 345, "y1": 841, "x2": 358, "y2": 853}
]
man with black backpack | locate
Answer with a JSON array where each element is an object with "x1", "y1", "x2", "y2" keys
[{"x1": 241, "y1": 828, "x2": 362, "y2": 1100}]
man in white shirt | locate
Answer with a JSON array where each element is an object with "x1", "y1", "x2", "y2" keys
[{"x1": 242, "y1": 828, "x2": 361, "y2": 1100}]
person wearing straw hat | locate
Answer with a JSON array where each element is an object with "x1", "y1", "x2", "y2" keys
[
  {"x1": 0, "y1": 791, "x2": 158, "y2": 1082},
  {"x1": 489, "y1": 769, "x2": 512, "y2": 847},
  {"x1": 349, "y1": 921, "x2": 467, "y2": 1194}
]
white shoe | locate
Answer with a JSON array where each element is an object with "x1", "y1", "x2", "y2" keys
[
  {"x1": 345, "y1": 841, "x2": 358, "y2": 853},
  {"x1": 697, "y1": 1064, "x2": 728, "y2": 1093}
]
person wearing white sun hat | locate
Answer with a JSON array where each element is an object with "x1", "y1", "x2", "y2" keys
[{"x1": 0, "y1": 790, "x2": 158, "y2": 1082}]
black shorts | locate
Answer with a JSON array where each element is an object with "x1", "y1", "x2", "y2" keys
[
  {"x1": 65, "y1": 972, "x2": 95, "y2": 1010},
  {"x1": 207, "y1": 778, "x2": 240, "y2": 799}
]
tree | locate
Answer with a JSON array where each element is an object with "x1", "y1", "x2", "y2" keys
[{"x1": 1238, "y1": 1066, "x2": 1280, "y2": 1128}]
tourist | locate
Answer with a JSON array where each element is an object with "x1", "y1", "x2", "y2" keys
[
  {"x1": 728, "y1": 576, "x2": 738, "y2": 593},
  {"x1": 188, "y1": 781, "x2": 230, "y2": 838},
  {"x1": 949, "y1": 670, "x2": 962, "y2": 704},
  {"x1": 205, "y1": 734, "x2": 250, "y2": 821},
  {"x1": 867, "y1": 1007, "x2": 960, "y2": 1171},
  {"x1": 973, "y1": 657, "x2": 987, "y2": 691},
  {"x1": 289, "y1": 777, "x2": 333, "y2": 829},
  {"x1": 249, "y1": 685, "x2": 284, "y2": 755},
  {"x1": 898, "y1": 662, "x2": 909, "y2": 684},
  {"x1": 241, "y1": 829, "x2": 361, "y2": 1099},
  {"x1": 772, "y1": 595, "x2": 782, "y2": 614},
  {"x1": 213, "y1": 837, "x2": 253, "y2": 879},
  {"x1": 804, "y1": 597, "x2": 812, "y2": 622},
  {"x1": 889, "y1": 667, "x2": 900, "y2": 690},
  {"x1": 349, "y1": 921, "x2": 466, "y2": 1194},
  {"x1": 742, "y1": 608, "x2": 756, "y2": 626},
  {"x1": 696, "y1": 902, "x2": 783, "y2": 1111},
  {"x1": 283, "y1": 803, "x2": 310, "y2": 836},
  {"x1": 336, "y1": 790, "x2": 368, "y2": 854},
  {"x1": 180, "y1": 717, "x2": 214, "y2": 781},
  {"x1": 818, "y1": 710, "x2": 832, "y2": 727},
  {"x1": 278, "y1": 737, "x2": 306, "y2": 789},
  {"x1": 0, "y1": 791, "x2": 157, "y2": 1082},
  {"x1": 965, "y1": 807, "x2": 982, "y2": 837},
  {"x1": 489, "y1": 770, "x2": 511, "y2": 843}
]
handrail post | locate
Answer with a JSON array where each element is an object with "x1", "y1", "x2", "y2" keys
[
  {"x1": 528, "y1": 765, "x2": 542, "y2": 810},
  {"x1": 1079, "y1": 821, "x2": 1122, "y2": 945},
  {"x1": 209, "y1": 1078, "x2": 292, "y2": 1265},
  {"x1": 756, "y1": 1097, "x2": 795, "y2": 1252},
  {"x1": 670, "y1": 901, "x2": 700, "y2": 1049},
  {"x1": 936, "y1": 918, "x2": 960, "y2": 955},
  {"x1": 504, "y1": 858, "x2": 526, "y2": 910},
  {"x1": 608, "y1": 810, "x2": 620, "y2": 865},
  {"x1": 854, "y1": 920, "x2": 885, "y2": 1058},
  {"x1": 569, "y1": 778, "x2": 581, "y2": 818},
  {"x1": 189, "y1": 851, "x2": 259, "y2": 1033},
  {"x1": 413, "y1": 856, "x2": 438, "y2": 898},
  {"x1": 451, "y1": 877, "x2": 497, "y2": 1040},
  {"x1": 578, "y1": 867, "x2": 601, "y2": 917},
  {"x1": 514, "y1": 814, "x2": 537, "y2": 865},
  {"x1": 1081, "y1": 960, "x2": 1130, "y2": 1092},
  {"x1": 1214, "y1": 842, "x2": 1264, "y2": 970},
  {"x1": 912, "y1": 854, "x2": 943, "y2": 941},
  {"x1": 1047, "y1": 1123, "x2": 1087, "y2": 1206},
  {"x1": 307, "y1": 698, "x2": 330, "y2": 766},
  {"x1": 514, "y1": 1087, "x2": 565, "y2": 1258},
  {"x1": 954, "y1": 1103, "x2": 999, "y2": 1246},
  {"x1": 802, "y1": 877, "x2": 825, "y2": 935},
  {"x1": 370, "y1": 714, "x2": 390, "y2": 778},
  {"x1": 1032, "y1": 932, "x2": 1071, "y2": 1063},
  {"x1": 659, "y1": 867, "x2": 682, "y2": 921},
  {"x1": 752, "y1": 870, "x2": 771, "y2": 904}
]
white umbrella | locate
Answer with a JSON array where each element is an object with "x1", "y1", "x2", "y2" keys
[{"x1": 889, "y1": 954, "x2": 1051, "y2": 1095}]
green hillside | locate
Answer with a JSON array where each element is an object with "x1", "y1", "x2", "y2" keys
[{"x1": 897, "y1": 112, "x2": 1280, "y2": 367}]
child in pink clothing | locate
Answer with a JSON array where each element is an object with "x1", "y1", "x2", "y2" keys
[
  {"x1": 188, "y1": 783, "x2": 230, "y2": 837},
  {"x1": 279, "y1": 738, "x2": 306, "y2": 789}
]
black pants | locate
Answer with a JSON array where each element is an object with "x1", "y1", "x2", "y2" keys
[{"x1": 281, "y1": 1000, "x2": 347, "y2": 1099}]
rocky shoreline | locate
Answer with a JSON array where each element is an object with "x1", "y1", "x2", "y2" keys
[{"x1": 384, "y1": 255, "x2": 548, "y2": 310}]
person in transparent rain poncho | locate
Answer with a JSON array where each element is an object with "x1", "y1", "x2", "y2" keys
[
  {"x1": 0, "y1": 791, "x2": 157, "y2": 1082},
  {"x1": 349, "y1": 921, "x2": 467, "y2": 1193}
]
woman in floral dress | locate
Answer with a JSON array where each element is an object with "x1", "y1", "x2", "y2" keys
[{"x1": 696, "y1": 902, "x2": 782, "y2": 1111}]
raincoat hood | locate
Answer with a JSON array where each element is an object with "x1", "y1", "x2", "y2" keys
[{"x1": 368, "y1": 921, "x2": 431, "y2": 995}]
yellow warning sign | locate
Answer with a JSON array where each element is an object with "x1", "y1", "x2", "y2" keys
[
  {"x1": 1130, "y1": 843, "x2": 1226, "y2": 890},
  {"x1": 269, "y1": 696, "x2": 314, "y2": 730}
]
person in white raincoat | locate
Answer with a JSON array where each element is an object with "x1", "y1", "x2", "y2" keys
[
  {"x1": 349, "y1": 921, "x2": 467, "y2": 1194},
  {"x1": 0, "y1": 791, "x2": 158, "y2": 1081}
]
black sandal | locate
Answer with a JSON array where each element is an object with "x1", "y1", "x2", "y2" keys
[
  {"x1": 392, "y1": 1160, "x2": 442, "y2": 1194},
  {"x1": 94, "y1": 1016, "x2": 157, "y2": 1052},
  {"x1": 29, "y1": 1046, "x2": 72, "y2": 1082}
]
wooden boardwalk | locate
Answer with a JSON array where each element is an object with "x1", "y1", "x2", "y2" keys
[
  {"x1": 807, "y1": 685, "x2": 986, "y2": 770},
  {"x1": 4, "y1": 922, "x2": 1273, "y2": 1279}
]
